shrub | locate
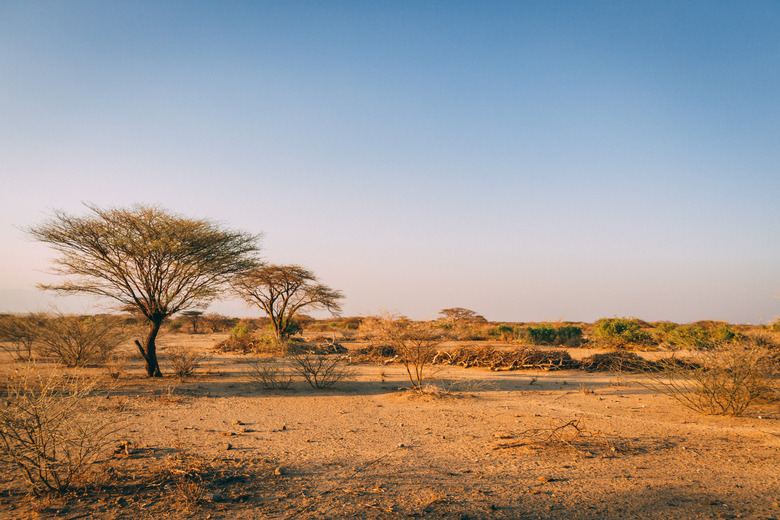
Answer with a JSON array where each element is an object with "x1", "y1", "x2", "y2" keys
[
  {"x1": 556, "y1": 325, "x2": 584, "y2": 347},
  {"x1": 0, "y1": 367, "x2": 120, "y2": 494},
  {"x1": 249, "y1": 359, "x2": 293, "y2": 390},
  {"x1": 230, "y1": 323, "x2": 251, "y2": 338},
  {"x1": 0, "y1": 313, "x2": 47, "y2": 361},
  {"x1": 661, "y1": 324, "x2": 742, "y2": 350},
  {"x1": 213, "y1": 332, "x2": 282, "y2": 355},
  {"x1": 591, "y1": 317, "x2": 653, "y2": 349},
  {"x1": 488, "y1": 323, "x2": 521, "y2": 342},
  {"x1": 166, "y1": 347, "x2": 209, "y2": 378},
  {"x1": 525, "y1": 324, "x2": 583, "y2": 347},
  {"x1": 167, "y1": 320, "x2": 184, "y2": 333},
  {"x1": 665, "y1": 325, "x2": 714, "y2": 349},
  {"x1": 364, "y1": 314, "x2": 447, "y2": 392},
  {"x1": 526, "y1": 325, "x2": 557, "y2": 345},
  {"x1": 35, "y1": 314, "x2": 127, "y2": 367},
  {"x1": 288, "y1": 348, "x2": 350, "y2": 389},
  {"x1": 649, "y1": 342, "x2": 778, "y2": 415}
]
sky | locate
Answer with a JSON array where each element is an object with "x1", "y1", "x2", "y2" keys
[{"x1": 1, "y1": 1, "x2": 779, "y2": 324}]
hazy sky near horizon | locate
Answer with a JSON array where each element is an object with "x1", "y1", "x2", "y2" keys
[{"x1": 1, "y1": 1, "x2": 779, "y2": 323}]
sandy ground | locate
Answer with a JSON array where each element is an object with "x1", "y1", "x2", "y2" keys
[{"x1": 1, "y1": 333, "x2": 779, "y2": 519}]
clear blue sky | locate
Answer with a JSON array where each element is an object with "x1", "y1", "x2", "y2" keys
[{"x1": 1, "y1": 1, "x2": 778, "y2": 323}]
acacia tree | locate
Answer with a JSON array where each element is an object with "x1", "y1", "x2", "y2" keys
[
  {"x1": 438, "y1": 307, "x2": 487, "y2": 324},
  {"x1": 27, "y1": 204, "x2": 261, "y2": 377},
  {"x1": 233, "y1": 264, "x2": 344, "y2": 341}
]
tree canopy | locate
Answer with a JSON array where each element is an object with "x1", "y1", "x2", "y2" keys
[
  {"x1": 233, "y1": 264, "x2": 343, "y2": 340},
  {"x1": 438, "y1": 307, "x2": 487, "y2": 324},
  {"x1": 28, "y1": 204, "x2": 261, "y2": 376}
]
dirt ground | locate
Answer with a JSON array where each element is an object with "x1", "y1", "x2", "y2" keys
[{"x1": 1, "y1": 333, "x2": 779, "y2": 519}]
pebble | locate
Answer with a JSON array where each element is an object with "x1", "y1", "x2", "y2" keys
[
  {"x1": 274, "y1": 466, "x2": 286, "y2": 476},
  {"x1": 221, "y1": 443, "x2": 232, "y2": 451}
]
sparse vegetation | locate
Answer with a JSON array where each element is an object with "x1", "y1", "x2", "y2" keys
[
  {"x1": 288, "y1": 348, "x2": 351, "y2": 389},
  {"x1": 249, "y1": 359, "x2": 293, "y2": 390},
  {"x1": 494, "y1": 417, "x2": 636, "y2": 456},
  {"x1": 0, "y1": 367, "x2": 120, "y2": 494},
  {"x1": 487, "y1": 323, "x2": 522, "y2": 342},
  {"x1": 433, "y1": 345, "x2": 575, "y2": 370},
  {"x1": 166, "y1": 346, "x2": 210, "y2": 378},
  {"x1": 649, "y1": 342, "x2": 778, "y2": 416},
  {"x1": 233, "y1": 264, "x2": 344, "y2": 341},
  {"x1": 27, "y1": 203, "x2": 261, "y2": 377},
  {"x1": 35, "y1": 313, "x2": 128, "y2": 367},
  {"x1": 0, "y1": 313, "x2": 46, "y2": 361},
  {"x1": 364, "y1": 315, "x2": 449, "y2": 392}
]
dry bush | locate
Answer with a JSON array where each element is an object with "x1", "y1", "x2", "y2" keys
[
  {"x1": 288, "y1": 348, "x2": 351, "y2": 389},
  {"x1": 0, "y1": 313, "x2": 47, "y2": 361},
  {"x1": 104, "y1": 353, "x2": 127, "y2": 380},
  {"x1": 433, "y1": 345, "x2": 575, "y2": 371},
  {"x1": 35, "y1": 313, "x2": 127, "y2": 367},
  {"x1": 494, "y1": 417, "x2": 635, "y2": 456},
  {"x1": 249, "y1": 359, "x2": 293, "y2": 390},
  {"x1": 362, "y1": 314, "x2": 447, "y2": 392},
  {"x1": 165, "y1": 346, "x2": 210, "y2": 378},
  {"x1": 648, "y1": 342, "x2": 778, "y2": 416},
  {"x1": 0, "y1": 367, "x2": 121, "y2": 494}
]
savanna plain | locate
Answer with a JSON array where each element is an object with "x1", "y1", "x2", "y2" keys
[{"x1": 1, "y1": 316, "x2": 778, "y2": 520}]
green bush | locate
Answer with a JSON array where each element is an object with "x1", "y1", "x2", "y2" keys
[
  {"x1": 488, "y1": 323, "x2": 520, "y2": 342},
  {"x1": 526, "y1": 325, "x2": 557, "y2": 345},
  {"x1": 230, "y1": 323, "x2": 251, "y2": 338},
  {"x1": 525, "y1": 324, "x2": 583, "y2": 347},
  {"x1": 666, "y1": 326, "x2": 715, "y2": 349},
  {"x1": 592, "y1": 318, "x2": 653, "y2": 349},
  {"x1": 663, "y1": 324, "x2": 742, "y2": 349},
  {"x1": 556, "y1": 325, "x2": 584, "y2": 347}
]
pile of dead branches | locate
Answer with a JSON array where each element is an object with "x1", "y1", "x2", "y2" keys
[
  {"x1": 493, "y1": 417, "x2": 636, "y2": 456},
  {"x1": 432, "y1": 346, "x2": 575, "y2": 371}
]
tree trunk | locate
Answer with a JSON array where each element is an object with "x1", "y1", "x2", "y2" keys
[
  {"x1": 136, "y1": 318, "x2": 163, "y2": 377},
  {"x1": 272, "y1": 316, "x2": 285, "y2": 342}
]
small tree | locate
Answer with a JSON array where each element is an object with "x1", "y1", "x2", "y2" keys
[
  {"x1": 366, "y1": 314, "x2": 448, "y2": 392},
  {"x1": 27, "y1": 204, "x2": 260, "y2": 377},
  {"x1": 438, "y1": 307, "x2": 487, "y2": 325},
  {"x1": 233, "y1": 264, "x2": 344, "y2": 341},
  {"x1": 181, "y1": 310, "x2": 204, "y2": 334}
]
